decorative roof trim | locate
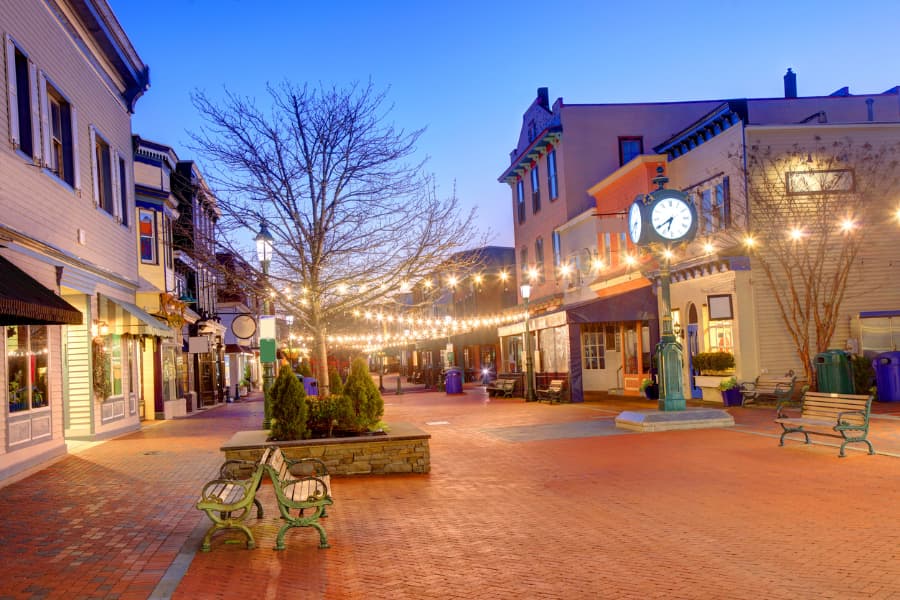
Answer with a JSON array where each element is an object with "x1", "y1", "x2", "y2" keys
[
  {"x1": 653, "y1": 101, "x2": 748, "y2": 160},
  {"x1": 498, "y1": 126, "x2": 562, "y2": 183}
]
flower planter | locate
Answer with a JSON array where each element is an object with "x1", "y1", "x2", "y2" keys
[{"x1": 721, "y1": 387, "x2": 743, "y2": 407}]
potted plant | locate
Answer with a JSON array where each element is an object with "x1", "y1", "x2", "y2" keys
[
  {"x1": 718, "y1": 376, "x2": 742, "y2": 407},
  {"x1": 692, "y1": 351, "x2": 736, "y2": 403},
  {"x1": 639, "y1": 378, "x2": 659, "y2": 400}
]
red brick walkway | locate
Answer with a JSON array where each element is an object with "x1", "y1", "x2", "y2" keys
[{"x1": 2, "y1": 384, "x2": 900, "y2": 599}]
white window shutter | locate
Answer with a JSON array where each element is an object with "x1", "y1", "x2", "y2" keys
[
  {"x1": 89, "y1": 125, "x2": 98, "y2": 206},
  {"x1": 70, "y1": 104, "x2": 80, "y2": 192},
  {"x1": 5, "y1": 36, "x2": 19, "y2": 148},
  {"x1": 112, "y1": 149, "x2": 121, "y2": 221},
  {"x1": 38, "y1": 71, "x2": 50, "y2": 167},
  {"x1": 28, "y1": 62, "x2": 40, "y2": 163}
]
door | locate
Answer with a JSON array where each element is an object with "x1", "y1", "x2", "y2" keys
[{"x1": 687, "y1": 324, "x2": 702, "y2": 399}]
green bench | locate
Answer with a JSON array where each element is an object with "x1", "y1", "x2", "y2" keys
[
  {"x1": 775, "y1": 390, "x2": 875, "y2": 457},
  {"x1": 740, "y1": 373, "x2": 796, "y2": 407},
  {"x1": 196, "y1": 447, "x2": 271, "y2": 551},
  {"x1": 536, "y1": 379, "x2": 566, "y2": 404},
  {"x1": 486, "y1": 379, "x2": 516, "y2": 398},
  {"x1": 266, "y1": 446, "x2": 334, "y2": 550}
]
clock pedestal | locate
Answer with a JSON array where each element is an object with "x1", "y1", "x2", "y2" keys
[{"x1": 656, "y1": 256, "x2": 686, "y2": 411}]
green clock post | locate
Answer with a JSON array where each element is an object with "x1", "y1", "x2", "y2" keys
[{"x1": 627, "y1": 167, "x2": 698, "y2": 412}]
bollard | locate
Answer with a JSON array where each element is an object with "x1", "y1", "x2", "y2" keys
[{"x1": 396, "y1": 375, "x2": 403, "y2": 395}]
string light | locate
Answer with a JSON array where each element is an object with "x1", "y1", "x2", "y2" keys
[{"x1": 788, "y1": 227, "x2": 805, "y2": 241}]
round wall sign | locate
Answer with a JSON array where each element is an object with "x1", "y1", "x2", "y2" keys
[{"x1": 230, "y1": 314, "x2": 257, "y2": 339}]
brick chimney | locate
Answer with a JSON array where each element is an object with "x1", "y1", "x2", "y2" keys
[
  {"x1": 537, "y1": 87, "x2": 549, "y2": 110},
  {"x1": 784, "y1": 68, "x2": 797, "y2": 98}
]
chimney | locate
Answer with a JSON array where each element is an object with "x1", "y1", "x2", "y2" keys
[
  {"x1": 866, "y1": 98, "x2": 875, "y2": 121},
  {"x1": 537, "y1": 87, "x2": 549, "y2": 110},
  {"x1": 784, "y1": 68, "x2": 797, "y2": 98}
]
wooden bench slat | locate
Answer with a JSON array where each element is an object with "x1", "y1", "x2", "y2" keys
[{"x1": 265, "y1": 447, "x2": 334, "y2": 551}]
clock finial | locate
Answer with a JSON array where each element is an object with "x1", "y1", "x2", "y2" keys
[{"x1": 652, "y1": 166, "x2": 668, "y2": 190}]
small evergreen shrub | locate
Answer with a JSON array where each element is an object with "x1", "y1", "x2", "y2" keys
[
  {"x1": 306, "y1": 394, "x2": 355, "y2": 437},
  {"x1": 343, "y1": 357, "x2": 384, "y2": 431},
  {"x1": 269, "y1": 365, "x2": 308, "y2": 441},
  {"x1": 328, "y1": 366, "x2": 344, "y2": 395}
]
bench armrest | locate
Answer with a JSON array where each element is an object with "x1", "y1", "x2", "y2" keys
[
  {"x1": 835, "y1": 409, "x2": 868, "y2": 430},
  {"x1": 280, "y1": 475, "x2": 331, "y2": 503}
]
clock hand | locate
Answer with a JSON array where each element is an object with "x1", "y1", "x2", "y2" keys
[{"x1": 663, "y1": 217, "x2": 673, "y2": 231}]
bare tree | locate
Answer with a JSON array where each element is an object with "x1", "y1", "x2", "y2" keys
[
  {"x1": 741, "y1": 137, "x2": 900, "y2": 385},
  {"x1": 190, "y1": 81, "x2": 481, "y2": 391}
]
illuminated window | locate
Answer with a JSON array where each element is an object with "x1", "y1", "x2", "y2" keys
[
  {"x1": 516, "y1": 180, "x2": 525, "y2": 224},
  {"x1": 531, "y1": 167, "x2": 541, "y2": 214},
  {"x1": 139, "y1": 209, "x2": 157, "y2": 264},
  {"x1": 6, "y1": 325, "x2": 49, "y2": 412}
]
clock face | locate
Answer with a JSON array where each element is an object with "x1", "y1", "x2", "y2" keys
[
  {"x1": 628, "y1": 202, "x2": 643, "y2": 245},
  {"x1": 650, "y1": 196, "x2": 694, "y2": 240}
]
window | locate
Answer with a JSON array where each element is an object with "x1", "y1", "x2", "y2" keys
[
  {"x1": 139, "y1": 209, "x2": 157, "y2": 263},
  {"x1": 534, "y1": 238, "x2": 545, "y2": 283},
  {"x1": 163, "y1": 217, "x2": 174, "y2": 268},
  {"x1": 706, "y1": 321, "x2": 733, "y2": 353},
  {"x1": 547, "y1": 149, "x2": 558, "y2": 200},
  {"x1": 551, "y1": 230, "x2": 562, "y2": 269},
  {"x1": 6, "y1": 325, "x2": 49, "y2": 412},
  {"x1": 582, "y1": 324, "x2": 605, "y2": 370},
  {"x1": 47, "y1": 87, "x2": 74, "y2": 183},
  {"x1": 618, "y1": 136, "x2": 643, "y2": 166},
  {"x1": 516, "y1": 180, "x2": 525, "y2": 224},
  {"x1": 92, "y1": 129, "x2": 114, "y2": 215},
  {"x1": 119, "y1": 156, "x2": 129, "y2": 226},
  {"x1": 603, "y1": 233, "x2": 612, "y2": 266},
  {"x1": 687, "y1": 175, "x2": 730, "y2": 235},
  {"x1": 531, "y1": 167, "x2": 541, "y2": 214},
  {"x1": 618, "y1": 232, "x2": 628, "y2": 256},
  {"x1": 5, "y1": 38, "x2": 38, "y2": 158}
]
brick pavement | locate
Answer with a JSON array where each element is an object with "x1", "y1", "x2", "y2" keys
[{"x1": 2, "y1": 383, "x2": 900, "y2": 599}]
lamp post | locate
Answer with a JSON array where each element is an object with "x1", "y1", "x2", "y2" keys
[
  {"x1": 255, "y1": 220, "x2": 275, "y2": 428},
  {"x1": 520, "y1": 284, "x2": 535, "y2": 402}
]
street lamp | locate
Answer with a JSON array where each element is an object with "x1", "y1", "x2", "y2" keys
[
  {"x1": 255, "y1": 220, "x2": 275, "y2": 428},
  {"x1": 520, "y1": 284, "x2": 535, "y2": 402}
]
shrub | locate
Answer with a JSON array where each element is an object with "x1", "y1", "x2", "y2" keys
[
  {"x1": 343, "y1": 357, "x2": 384, "y2": 431},
  {"x1": 328, "y1": 366, "x2": 344, "y2": 396},
  {"x1": 306, "y1": 394, "x2": 355, "y2": 437},
  {"x1": 850, "y1": 354, "x2": 875, "y2": 395},
  {"x1": 693, "y1": 352, "x2": 735, "y2": 374},
  {"x1": 298, "y1": 361, "x2": 313, "y2": 377},
  {"x1": 269, "y1": 365, "x2": 308, "y2": 441}
]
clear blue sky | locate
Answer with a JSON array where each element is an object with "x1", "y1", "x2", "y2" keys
[{"x1": 110, "y1": 0, "x2": 900, "y2": 247}]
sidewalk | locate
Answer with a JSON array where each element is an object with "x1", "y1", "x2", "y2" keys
[{"x1": 1, "y1": 385, "x2": 900, "y2": 599}]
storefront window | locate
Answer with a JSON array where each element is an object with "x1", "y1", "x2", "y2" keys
[
  {"x1": 582, "y1": 324, "x2": 605, "y2": 370},
  {"x1": 507, "y1": 336, "x2": 523, "y2": 373},
  {"x1": 707, "y1": 321, "x2": 734, "y2": 353},
  {"x1": 6, "y1": 325, "x2": 49, "y2": 412},
  {"x1": 624, "y1": 325, "x2": 638, "y2": 374},
  {"x1": 110, "y1": 334, "x2": 123, "y2": 396}
]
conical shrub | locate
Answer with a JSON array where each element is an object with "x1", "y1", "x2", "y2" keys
[
  {"x1": 343, "y1": 357, "x2": 383, "y2": 431},
  {"x1": 270, "y1": 364, "x2": 308, "y2": 441}
]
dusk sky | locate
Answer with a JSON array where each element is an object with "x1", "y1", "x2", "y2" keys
[{"x1": 110, "y1": 0, "x2": 900, "y2": 248}]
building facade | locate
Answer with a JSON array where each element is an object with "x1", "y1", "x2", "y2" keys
[{"x1": 1, "y1": 0, "x2": 154, "y2": 480}]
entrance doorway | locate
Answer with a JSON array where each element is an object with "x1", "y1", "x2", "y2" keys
[{"x1": 686, "y1": 304, "x2": 702, "y2": 399}]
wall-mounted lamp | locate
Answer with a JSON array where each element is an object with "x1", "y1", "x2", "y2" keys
[{"x1": 92, "y1": 321, "x2": 109, "y2": 338}]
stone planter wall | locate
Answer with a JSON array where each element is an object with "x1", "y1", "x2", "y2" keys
[{"x1": 221, "y1": 422, "x2": 430, "y2": 476}]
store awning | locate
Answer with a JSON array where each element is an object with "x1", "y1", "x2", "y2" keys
[
  {"x1": 0, "y1": 256, "x2": 82, "y2": 326},
  {"x1": 99, "y1": 295, "x2": 174, "y2": 338}
]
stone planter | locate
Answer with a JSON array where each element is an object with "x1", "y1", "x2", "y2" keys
[
  {"x1": 221, "y1": 422, "x2": 431, "y2": 476},
  {"x1": 694, "y1": 375, "x2": 734, "y2": 404}
]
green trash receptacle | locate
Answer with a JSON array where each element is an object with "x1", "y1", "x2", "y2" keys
[{"x1": 814, "y1": 349, "x2": 854, "y2": 394}]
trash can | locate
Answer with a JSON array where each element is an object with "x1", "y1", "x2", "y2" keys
[
  {"x1": 873, "y1": 351, "x2": 900, "y2": 402},
  {"x1": 444, "y1": 367, "x2": 463, "y2": 394},
  {"x1": 303, "y1": 378, "x2": 319, "y2": 397},
  {"x1": 814, "y1": 349, "x2": 854, "y2": 394}
]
